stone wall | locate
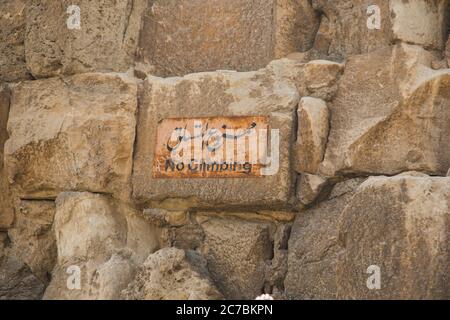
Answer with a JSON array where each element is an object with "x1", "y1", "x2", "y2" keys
[{"x1": 0, "y1": 0, "x2": 449, "y2": 300}]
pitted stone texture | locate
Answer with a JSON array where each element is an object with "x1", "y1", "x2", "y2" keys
[
  {"x1": 200, "y1": 217, "x2": 273, "y2": 299},
  {"x1": 284, "y1": 178, "x2": 364, "y2": 299},
  {"x1": 319, "y1": 44, "x2": 450, "y2": 178},
  {"x1": 285, "y1": 178, "x2": 366, "y2": 299},
  {"x1": 337, "y1": 174, "x2": 450, "y2": 299},
  {"x1": 389, "y1": 0, "x2": 447, "y2": 50},
  {"x1": 294, "y1": 97, "x2": 329, "y2": 174},
  {"x1": 4, "y1": 73, "x2": 138, "y2": 200},
  {"x1": 0, "y1": 0, "x2": 30, "y2": 82},
  {"x1": 25, "y1": 0, "x2": 146, "y2": 78},
  {"x1": 311, "y1": 0, "x2": 447, "y2": 60},
  {"x1": 122, "y1": 247, "x2": 223, "y2": 300},
  {"x1": 303, "y1": 60, "x2": 344, "y2": 101},
  {"x1": 140, "y1": 0, "x2": 319, "y2": 76},
  {"x1": 44, "y1": 192, "x2": 160, "y2": 300},
  {"x1": 0, "y1": 250, "x2": 45, "y2": 300},
  {"x1": 53, "y1": 192, "x2": 127, "y2": 264},
  {"x1": 275, "y1": 0, "x2": 320, "y2": 58},
  {"x1": 8, "y1": 201, "x2": 56, "y2": 283},
  {"x1": 140, "y1": 0, "x2": 272, "y2": 76},
  {"x1": 133, "y1": 65, "x2": 299, "y2": 209},
  {"x1": 266, "y1": 58, "x2": 344, "y2": 101}
]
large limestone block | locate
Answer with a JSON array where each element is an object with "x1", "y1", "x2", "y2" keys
[
  {"x1": 122, "y1": 247, "x2": 223, "y2": 300},
  {"x1": 285, "y1": 178, "x2": 365, "y2": 299},
  {"x1": 294, "y1": 97, "x2": 330, "y2": 174},
  {"x1": 44, "y1": 192, "x2": 160, "y2": 300},
  {"x1": 337, "y1": 173, "x2": 450, "y2": 299},
  {"x1": 8, "y1": 201, "x2": 56, "y2": 283},
  {"x1": 25, "y1": 0, "x2": 146, "y2": 78},
  {"x1": 200, "y1": 218, "x2": 273, "y2": 299},
  {"x1": 275, "y1": 0, "x2": 320, "y2": 58},
  {"x1": 311, "y1": 0, "x2": 447, "y2": 60},
  {"x1": 389, "y1": 0, "x2": 447, "y2": 50},
  {"x1": 4, "y1": 73, "x2": 138, "y2": 200},
  {"x1": 320, "y1": 44, "x2": 450, "y2": 177},
  {"x1": 0, "y1": 250, "x2": 46, "y2": 300},
  {"x1": 0, "y1": 0, "x2": 30, "y2": 82},
  {"x1": 53, "y1": 192, "x2": 127, "y2": 264},
  {"x1": 44, "y1": 251, "x2": 135, "y2": 300},
  {"x1": 133, "y1": 66, "x2": 299, "y2": 209},
  {"x1": 139, "y1": 0, "x2": 319, "y2": 76}
]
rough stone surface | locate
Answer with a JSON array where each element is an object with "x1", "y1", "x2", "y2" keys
[
  {"x1": 311, "y1": 0, "x2": 447, "y2": 60},
  {"x1": 296, "y1": 173, "x2": 328, "y2": 206},
  {"x1": 275, "y1": 0, "x2": 320, "y2": 58},
  {"x1": 303, "y1": 60, "x2": 344, "y2": 101},
  {"x1": 337, "y1": 173, "x2": 450, "y2": 299},
  {"x1": 4, "y1": 73, "x2": 138, "y2": 200},
  {"x1": 319, "y1": 44, "x2": 450, "y2": 178},
  {"x1": 0, "y1": 250, "x2": 46, "y2": 300},
  {"x1": 1, "y1": 0, "x2": 449, "y2": 301},
  {"x1": 8, "y1": 201, "x2": 56, "y2": 283},
  {"x1": 200, "y1": 217, "x2": 273, "y2": 299},
  {"x1": 285, "y1": 178, "x2": 366, "y2": 299},
  {"x1": 133, "y1": 65, "x2": 299, "y2": 209},
  {"x1": 25, "y1": 0, "x2": 146, "y2": 78},
  {"x1": 0, "y1": 0, "x2": 30, "y2": 82},
  {"x1": 44, "y1": 192, "x2": 159, "y2": 300},
  {"x1": 294, "y1": 97, "x2": 330, "y2": 174},
  {"x1": 140, "y1": 0, "x2": 319, "y2": 76},
  {"x1": 140, "y1": 0, "x2": 272, "y2": 76},
  {"x1": 122, "y1": 247, "x2": 223, "y2": 300},
  {"x1": 389, "y1": 0, "x2": 447, "y2": 50}
]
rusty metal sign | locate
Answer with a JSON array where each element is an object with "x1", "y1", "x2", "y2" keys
[{"x1": 152, "y1": 116, "x2": 269, "y2": 178}]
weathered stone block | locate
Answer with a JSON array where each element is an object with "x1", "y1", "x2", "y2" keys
[
  {"x1": 8, "y1": 201, "x2": 56, "y2": 283},
  {"x1": 4, "y1": 73, "x2": 138, "y2": 200},
  {"x1": 294, "y1": 97, "x2": 330, "y2": 174},
  {"x1": 122, "y1": 247, "x2": 223, "y2": 300},
  {"x1": 25, "y1": 0, "x2": 146, "y2": 78},
  {"x1": 0, "y1": 250, "x2": 46, "y2": 300},
  {"x1": 44, "y1": 192, "x2": 160, "y2": 300},
  {"x1": 0, "y1": 0, "x2": 30, "y2": 82},
  {"x1": 133, "y1": 66, "x2": 299, "y2": 209},
  {"x1": 139, "y1": 0, "x2": 319, "y2": 76},
  {"x1": 200, "y1": 217, "x2": 273, "y2": 299},
  {"x1": 285, "y1": 178, "x2": 365, "y2": 299},
  {"x1": 319, "y1": 44, "x2": 450, "y2": 178},
  {"x1": 296, "y1": 173, "x2": 328, "y2": 206},
  {"x1": 337, "y1": 173, "x2": 450, "y2": 299},
  {"x1": 275, "y1": 0, "x2": 320, "y2": 58},
  {"x1": 390, "y1": 0, "x2": 447, "y2": 50},
  {"x1": 311, "y1": 0, "x2": 447, "y2": 60}
]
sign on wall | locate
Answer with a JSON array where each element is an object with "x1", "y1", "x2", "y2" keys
[{"x1": 152, "y1": 116, "x2": 270, "y2": 178}]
